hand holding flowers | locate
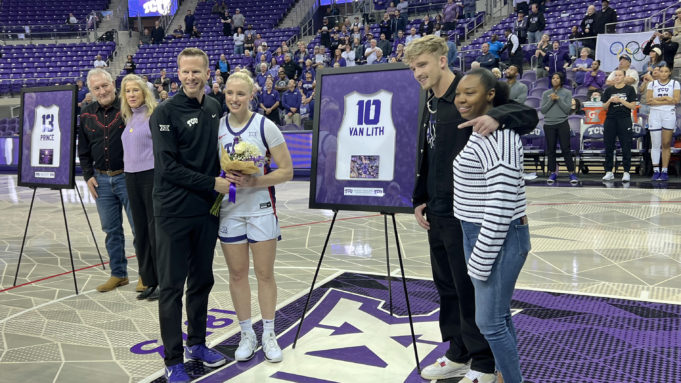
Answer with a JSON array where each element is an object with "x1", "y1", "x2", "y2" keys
[{"x1": 210, "y1": 137, "x2": 267, "y2": 216}]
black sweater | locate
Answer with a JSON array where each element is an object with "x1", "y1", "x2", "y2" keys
[
  {"x1": 150, "y1": 88, "x2": 221, "y2": 217},
  {"x1": 412, "y1": 72, "x2": 539, "y2": 216}
]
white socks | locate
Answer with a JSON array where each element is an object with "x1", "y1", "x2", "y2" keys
[
  {"x1": 240, "y1": 317, "x2": 275, "y2": 334},
  {"x1": 239, "y1": 318, "x2": 254, "y2": 334},
  {"x1": 263, "y1": 318, "x2": 275, "y2": 335}
]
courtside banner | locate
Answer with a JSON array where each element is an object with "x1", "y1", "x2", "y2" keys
[
  {"x1": 18, "y1": 85, "x2": 77, "y2": 189},
  {"x1": 596, "y1": 31, "x2": 658, "y2": 73},
  {"x1": 309, "y1": 64, "x2": 423, "y2": 214}
]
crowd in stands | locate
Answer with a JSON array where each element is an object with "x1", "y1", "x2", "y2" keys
[
  {"x1": 5, "y1": 0, "x2": 681, "y2": 176},
  {"x1": 120, "y1": 0, "x2": 473, "y2": 128},
  {"x1": 463, "y1": 0, "x2": 681, "y2": 106}
]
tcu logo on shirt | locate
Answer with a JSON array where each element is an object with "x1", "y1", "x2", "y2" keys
[{"x1": 186, "y1": 117, "x2": 198, "y2": 127}]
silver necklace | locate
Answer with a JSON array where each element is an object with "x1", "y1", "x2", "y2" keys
[{"x1": 426, "y1": 93, "x2": 437, "y2": 148}]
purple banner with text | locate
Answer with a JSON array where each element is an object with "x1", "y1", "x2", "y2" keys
[
  {"x1": 19, "y1": 86, "x2": 77, "y2": 189},
  {"x1": 309, "y1": 65, "x2": 422, "y2": 214}
]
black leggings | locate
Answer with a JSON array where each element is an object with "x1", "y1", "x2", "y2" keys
[
  {"x1": 604, "y1": 115, "x2": 632, "y2": 172},
  {"x1": 544, "y1": 120, "x2": 575, "y2": 173}
]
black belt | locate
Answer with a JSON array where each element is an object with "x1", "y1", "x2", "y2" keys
[{"x1": 95, "y1": 169, "x2": 124, "y2": 177}]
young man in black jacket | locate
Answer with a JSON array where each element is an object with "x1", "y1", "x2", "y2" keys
[
  {"x1": 596, "y1": 0, "x2": 617, "y2": 34},
  {"x1": 643, "y1": 30, "x2": 679, "y2": 70},
  {"x1": 404, "y1": 35, "x2": 538, "y2": 383},
  {"x1": 150, "y1": 47, "x2": 231, "y2": 383}
]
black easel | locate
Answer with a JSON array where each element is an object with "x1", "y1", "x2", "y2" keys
[
  {"x1": 292, "y1": 211, "x2": 421, "y2": 374},
  {"x1": 13, "y1": 185, "x2": 105, "y2": 294}
]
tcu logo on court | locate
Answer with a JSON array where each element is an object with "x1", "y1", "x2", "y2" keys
[
  {"x1": 531, "y1": 128, "x2": 542, "y2": 136},
  {"x1": 587, "y1": 126, "x2": 604, "y2": 135}
]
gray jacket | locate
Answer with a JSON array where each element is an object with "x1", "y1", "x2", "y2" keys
[{"x1": 540, "y1": 87, "x2": 572, "y2": 125}]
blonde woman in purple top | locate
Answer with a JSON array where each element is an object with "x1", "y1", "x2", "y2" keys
[{"x1": 120, "y1": 74, "x2": 159, "y2": 301}]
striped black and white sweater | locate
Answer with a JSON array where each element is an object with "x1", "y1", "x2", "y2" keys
[{"x1": 453, "y1": 129, "x2": 527, "y2": 281}]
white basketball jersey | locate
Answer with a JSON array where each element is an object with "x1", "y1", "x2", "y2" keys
[
  {"x1": 336, "y1": 90, "x2": 396, "y2": 181},
  {"x1": 30, "y1": 105, "x2": 61, "y2": 167},
  {"x1": 649, "y1": 79, "x2": 679, "y2": 112},
  {"x1": 217, "y1": 113, "x2": 284, "y2": 217}
]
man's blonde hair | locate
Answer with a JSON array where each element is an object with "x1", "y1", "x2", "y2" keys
[
  {"x1": 403, "y1": 35, "x2": 449, "y2": 65},
  {"x1": 177, "y1": 47, "x2": 209, "y2": 69}
]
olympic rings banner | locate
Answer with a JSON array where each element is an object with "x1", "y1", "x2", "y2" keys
[{"x1": 596, "y1": 32, "x2": 659, "y2": 73}]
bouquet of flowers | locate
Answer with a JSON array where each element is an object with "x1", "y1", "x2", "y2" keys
[{"x1": 210, "y1": 137, "x2": 266, "y2": 216}]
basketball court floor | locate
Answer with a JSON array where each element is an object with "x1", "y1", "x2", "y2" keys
[{"x1": 0, "y1": 174, "x2": 680, "y2": 383}]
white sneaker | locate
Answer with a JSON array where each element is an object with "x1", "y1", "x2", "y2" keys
[
  {"x1": 420, "y1": 356, "x2": 469, "y2": 380},
  {"x1": 460, "y1": 369, "x2": 498, "y2": 383},
  {"x1": 522, "y1": 172, "x2": 538, "y2": 180},
  {"x1": 602, "y1": 172, "x2": 614, "y2": 181},
  {"x1": 234, "y1": 331, "x2": 257, "y2": 362},
  {"x1": 262, "y1": 331, "x2": 283, "y2": 362},
  {"x1": 622, "y1": 172, "x2": 630, "y2": 182}
]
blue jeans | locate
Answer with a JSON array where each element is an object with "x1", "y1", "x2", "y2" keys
[
  {"x1": 568, "y1": 41, "x2": 581, "y2": 58},
  {"x1": 527, "y1": 30, "x2": 543, "y2": 44},
  {"x1": 94, "y1": 172, "x2": 134, "y2": 278},
  {"x1": 461, "y1": 218, "x2": 530, "y2": 383},
  {"x1": 234, "y1": 44, "x2": 244, "y2": 55}
]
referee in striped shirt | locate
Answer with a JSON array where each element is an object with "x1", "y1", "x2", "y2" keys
[{"x1": 404, "y1": 35, "x2": 537, "y2": 383}]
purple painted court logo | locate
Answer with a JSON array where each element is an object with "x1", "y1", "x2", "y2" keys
[
  {"x1": 201, "y1": 287, "x2": 444, "y2": 383},
  {"x1": 145, "y1": 273, "x2": 681, "y2": 383}
]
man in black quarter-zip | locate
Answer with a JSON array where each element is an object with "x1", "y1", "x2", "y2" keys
[{"x1": 150, "y1": 47, "x2": 231, "y2": 383}]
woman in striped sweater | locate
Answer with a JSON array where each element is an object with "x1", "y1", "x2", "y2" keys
[
  {"x1": 453, "y1": 68, "x2": 531, "y2": 383},
  {"x1": 120, "y1": 74, "x2": 159, "y2": 300}
]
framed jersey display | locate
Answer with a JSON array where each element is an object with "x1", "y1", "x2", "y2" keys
[
  {"x1": 18, "y1": 85, "x2": 77, "y2": 189},
  {"x1": 309, "y1": 64, "x2": 424, "y2": 214}
]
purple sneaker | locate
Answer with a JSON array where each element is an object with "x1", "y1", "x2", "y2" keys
[
  {"x1": 652, "y1": 170, "x2": 660, "y2": 181},
  {"x1": 659, "y1": 172, "x2": 669, "y2": 181},
  {"x1": 185, "y1": 344, "x2": 226, "y2": 367},
  {"x1": 165, "y1": 363, "x2": 190, "y2": 383},
  {"x1": 569, "y1": 173, "x2": 579, "y2": 184},
  {"x1": 547, "y1": 172, "x2": 558, "y2": 183}
]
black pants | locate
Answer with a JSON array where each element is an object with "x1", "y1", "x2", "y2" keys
[
  {"x1": 265, "y1": 108, "x2": 281, "y2": 125},
  {"x1": 443, "y1": 21, "x2": 457, "y2": 32},
  {"x1": 583, "y1": 37, "x2": 596, "y2": 51},
  {"x1": 544, "y1": 120, "x2": 575, "y2": 173},
  {"x1": 125, "y1": 170, "x2": 158, "y2": 286},
  {"x1": 156, "y1": 214, "x2": 218, "y2": 366},
  {"x1": 427, "y1": 214, "x2": 495, "y2": 373},
  {"x1": 604, "y1": 115, "x2": 632, "y2": 172}
]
